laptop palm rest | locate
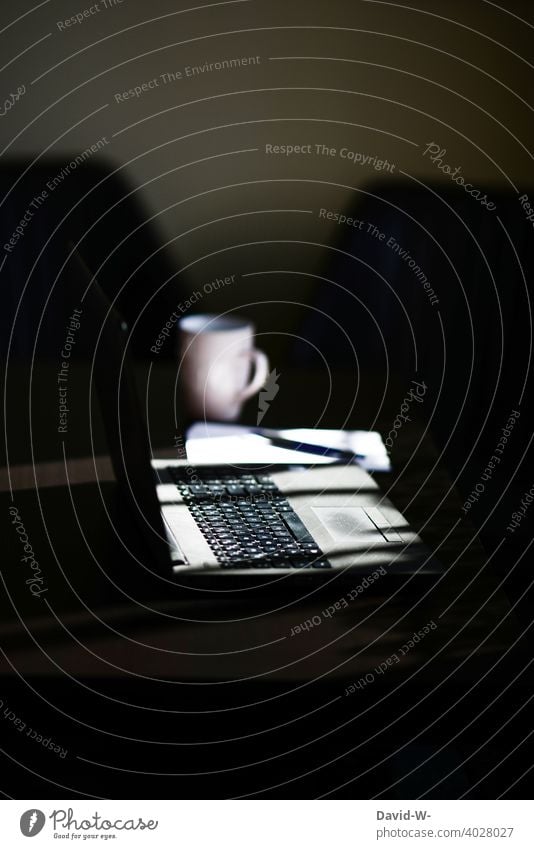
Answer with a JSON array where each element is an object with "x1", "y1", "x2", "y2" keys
[{"x1": 310, "y1": 506, "x2": 402, "y2": 544}]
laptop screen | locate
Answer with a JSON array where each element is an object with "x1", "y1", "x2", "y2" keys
[{"x1": 68, "y1": 247, "x2": 170, "y2": 574}]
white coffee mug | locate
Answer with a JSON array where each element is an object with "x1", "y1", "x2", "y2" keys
[{"x1": 178, "y1": 313, "x2": 269, "y2": 421}]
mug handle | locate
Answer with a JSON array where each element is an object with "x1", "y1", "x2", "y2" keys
[{"x1": 238, "y1": 349, "x2": 270, "y2": 401}]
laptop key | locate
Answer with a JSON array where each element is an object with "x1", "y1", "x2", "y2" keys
[
  {"x1": 226, "y1": 485, "x2": 246, "y2": 495},
  {"x1": 280, "y1": 513, "x2": 313, "y2": 541}
]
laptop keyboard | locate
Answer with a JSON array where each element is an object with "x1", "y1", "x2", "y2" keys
[{"x1": 168, "y1": 468, "x2": 331, "y2": 569}]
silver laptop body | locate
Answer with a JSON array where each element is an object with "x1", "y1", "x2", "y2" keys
[{"x1": 153, "y1": 460, "x2": 434, "y2": 579}]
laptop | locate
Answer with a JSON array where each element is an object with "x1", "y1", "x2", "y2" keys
[{"x1": 75, "y1": 250, "x2": 440, "y2": 588}]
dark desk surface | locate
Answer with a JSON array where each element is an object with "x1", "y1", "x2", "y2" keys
[{"x1": 1, "y1": 366, "x2": 531, "y2": 798}]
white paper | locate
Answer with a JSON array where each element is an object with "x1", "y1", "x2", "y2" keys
[{"x1": 186, "y1": 423, "x2": 391, "y2": 471}]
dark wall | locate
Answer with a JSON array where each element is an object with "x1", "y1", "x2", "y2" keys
[{"x1": 1, "y1": 0, "x2": 533, "y2": 362}]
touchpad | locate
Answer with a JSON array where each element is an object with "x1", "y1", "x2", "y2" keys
[{"x1": 311, "y1": 506, "x2": 386, "y2": 543}]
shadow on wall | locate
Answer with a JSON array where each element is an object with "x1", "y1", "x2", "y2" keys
[
  {"x1": 293, "y1": 179, "x2": 534, "y2": 559},
  {"x1": 0, "y1": 158, "x2": 183, "y2": 361}
]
